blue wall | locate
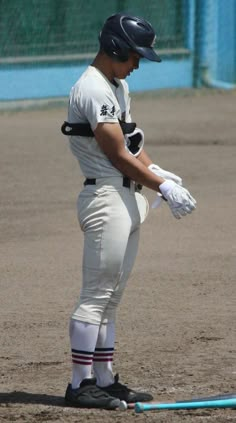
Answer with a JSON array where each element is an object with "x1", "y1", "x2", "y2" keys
[{"x1": 0, "y1": 57, "x2": 193, "y2": 101}]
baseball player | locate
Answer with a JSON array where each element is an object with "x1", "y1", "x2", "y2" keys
[{"x1": 61, "y1": 13, "x2": 196, "y2": 410}]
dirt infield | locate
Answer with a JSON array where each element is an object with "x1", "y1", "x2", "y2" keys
[{"x1": 1, "y1": 89, "x2": 236, "y2": 422}]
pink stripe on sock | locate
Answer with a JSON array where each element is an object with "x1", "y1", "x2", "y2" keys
[{"x1": 72, "y1": 354, "x2": 92, "y2": 360}]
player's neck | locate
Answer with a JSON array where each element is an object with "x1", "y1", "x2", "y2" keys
[{"x1": 91, "y1": 53, "x2": 116, "y2": 83}]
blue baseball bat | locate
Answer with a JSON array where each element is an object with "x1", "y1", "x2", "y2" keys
[
  {"x1": 134, "y1": 398, "x2": 236, "y2": 413},
  {"x1": 177, "y1": 392, "x2": 236, "y2": 403}
]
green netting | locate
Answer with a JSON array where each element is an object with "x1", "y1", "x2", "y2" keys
[{"x1": 0, "y1": 0, "x2": 185, "y2": 59}]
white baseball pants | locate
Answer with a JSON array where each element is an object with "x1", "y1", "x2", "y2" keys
[{"x1": 71, "y1": 177, "x2": 148, "y2": 325}]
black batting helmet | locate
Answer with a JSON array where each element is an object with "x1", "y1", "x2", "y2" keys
[{"x1": 99, "y1": 13, "x2": 161, "y2": 63}]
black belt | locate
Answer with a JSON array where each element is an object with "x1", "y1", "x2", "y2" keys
[{"x1": 84, "y1": 177, "x2": 142, "y2": 191}]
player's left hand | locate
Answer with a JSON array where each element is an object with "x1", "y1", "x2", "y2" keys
[{"x1": 148, "y1": 163, "x2": 182, "y2": 186}]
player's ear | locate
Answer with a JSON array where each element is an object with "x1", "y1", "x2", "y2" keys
[{"x1": 99, "y1": 31, "x2": 131, "y2": 62}]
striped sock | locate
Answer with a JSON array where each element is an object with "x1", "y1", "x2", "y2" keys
[
  {"x1": 69, "y1": 319, "x2": 99, "y2": 389},
  {"x1": 71, "y1": 349, "x2": 94, "y2": 389},
  {"x1": 94, "y1": 347, "x2": 114, "y2": 363},
  {"x1": 72, "y1": 348, "x2": 94, "y2": 366},
  {"x1": 93, "y1": 322, "x2": 115, "y2": 387},
  {"x1": 93, "y1": 347, "x2": 114, "y2": 387}
]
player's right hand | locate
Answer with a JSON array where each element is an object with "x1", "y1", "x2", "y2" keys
[{"x1": 159, "y1": 180, "x2": 196, "y2": 219}]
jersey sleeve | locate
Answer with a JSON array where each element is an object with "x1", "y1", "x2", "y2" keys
[{"x1": 80, "y1": 78, "x2": 120, "y2": 131}]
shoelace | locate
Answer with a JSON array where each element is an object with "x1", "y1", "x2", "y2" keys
[
  {"x1": 114, "y1": 383, "x2": 131, "y2": 393},
  {"x1": 112, "y1": 375, "x2": 131, "y2": 393}
]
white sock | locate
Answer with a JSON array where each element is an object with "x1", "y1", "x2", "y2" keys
[
  {"x1": 93, "y1": 322, "x2": 115, "y2": 387},
  {"x1": 69, "y1": 319, "x2": 99, "y2": 389}
]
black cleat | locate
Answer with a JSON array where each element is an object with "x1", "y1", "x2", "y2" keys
[
  {"x1": 65, "y1": 378, "x2": 121, "y2": 409},
  {"x1": 99, "y1": 373, "x2": 153, "y2": 403}
]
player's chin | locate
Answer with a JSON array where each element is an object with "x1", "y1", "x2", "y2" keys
[
  {"x1": 123, "y1": 70, "x2": 133, "y2": 79},
  {"x1": 116, "y1": 69, "x2": 133, "y2": 79}
]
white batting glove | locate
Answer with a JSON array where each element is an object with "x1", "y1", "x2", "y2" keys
[
  {"x1": 148, "y1": 163, "x2": 182, "y2": 186},
  {"x1": 159, "y1": 180, "x2": 197, "y2": 219}
]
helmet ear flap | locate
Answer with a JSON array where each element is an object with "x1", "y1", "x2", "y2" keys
[{"x1": 99, "y1": 33, "x2": 130, "y2": 62}]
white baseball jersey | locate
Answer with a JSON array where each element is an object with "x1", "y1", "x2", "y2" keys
[{"x1": 68, "y1": 65, "x2": 132, "y2": 178}]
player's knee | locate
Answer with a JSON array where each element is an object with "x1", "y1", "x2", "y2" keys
[
  {"x1": 71, "y1": 289, "x2": 113, "y2": 324},
  {"x1": 71, "y1": 303, "x2": 104, "y2": 324}
]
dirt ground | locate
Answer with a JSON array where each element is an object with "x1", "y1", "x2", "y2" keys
[{"x1": 0, "y1": 89, "x2": 236, "y2": 422}]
